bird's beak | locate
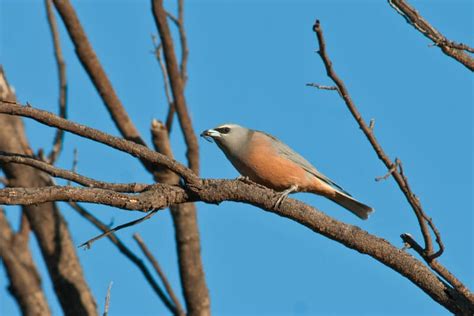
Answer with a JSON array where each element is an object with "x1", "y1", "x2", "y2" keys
[{"x1": 200, "y1": 129, "x2": 220, "y2": 142}]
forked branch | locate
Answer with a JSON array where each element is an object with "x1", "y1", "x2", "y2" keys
[
  {"x1": 311, "y1": 19, "x2": 473, "y2": 306},
  {"x1": 388, "y1": 0, "x2": 474, "y2": 71}
]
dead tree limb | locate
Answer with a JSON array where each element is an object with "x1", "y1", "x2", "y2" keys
[
  {"x1": 150, "y1": 119, "x2": 209, "y2": 315},
  {"x1": 45, "y1": 0, "x2": 67, "y2": 164},
  {"x1": 0, "y1": 69, "x2": 97, "y2": 315},
  {"x1": 68, "y1": 202, "x2": 178, "y2": 314},
  {"x1": 388, "y1": 0, "x2": 474, "y2": 71},
  {"x1": 0, "y1": 209, "x2": 51, "y2": 315},
  {"x1": 152, "y1": 1, "x2": 210, "y2": 313},
  {"x1": 1, "y1": 179, "x2": 473, "y2": 314},
  {"x1": 311, "y1": 19, "x2": 473, "y2": 307},
  {"x1": 133, "y1": 233, "x2": 185, "y2": 316}
]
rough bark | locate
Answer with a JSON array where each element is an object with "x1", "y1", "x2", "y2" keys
[
  {"x1": 0, "y1": 70, "x2": 97, "y2": 316},
  {"x1": 0, "y1": 210, "x2": 51, "y2": 316}
]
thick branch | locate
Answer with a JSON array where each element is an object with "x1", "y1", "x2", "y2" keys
[
  {"x1": 0, "y1": 209, "x2": 51, "y2": 315},
  {"x1": 388, "y1": 0, "x2": 474, "y2": 71},
  {"x1": 1, "y1": 180, "x2": 472, "y2": 314},
  {"x1": 0, "y1": 68, "x2": 97, "y2": 315},
  {"x1": 151, "y1": 120, "x2": 209, "y2": 315},
  {"x1": 51, "y1": 0, "x2": 145, "y2": 143}
]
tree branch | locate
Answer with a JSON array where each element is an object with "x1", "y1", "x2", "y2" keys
[
  {"x1": 0, "y1": 152, "x2": 150, "y2": 192},
  {"x1": 0, "y1": 101, "x2": 199, "y2": 187},
  {"x1": 152, "y1": 0, "x2": 199, "y2": 174},
  {"x1": 51, "y1": 0, "x2": 146, "y2": 143},
  {"x1": 0, "y1": 208, "x2": 51, "y2": 315},
  {"x1": 45, "y1": 0, "x2": 68, "y2": 164},
  {"x1": 150, "y1": 120, "x2": 209, "y2": 315},
  {"x1": 311, "y1": 19, "x2": 473, "y2": 307},
  {"x1": 68, "y1": 202, "x2": 178, "y2": 314},
  {"x1": 133, "y1": 233, "x2": 185, "y2": 316},
  {"x1": 0, "y1": 68, "x2": 97, "y2": 315},
  {"x1": 388, "y1": 0, "x2": 474, "y2": 71},
  {"x1": 1, "y1": 180, "x2": 472, "y2": 314}
]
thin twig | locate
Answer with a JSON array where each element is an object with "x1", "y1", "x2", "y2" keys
[
  {"x1": 45, "y1": 0, "x2": 67, "y2": 164},
  {"x1": 313, "y1": 19, "x2": 435, "y2": 254},
  {"x1": 152, "y1": 37, "x2": 175, "y2": 132},
  {"x1": 0, "y1": 152, "x2": 150, "y2": 192},
  {"x1": 369, "y1": 119, "x2": 375, "y2": 130},
  {"x1": 375, "y1": 158, "x2": 400, "y2": 181},
  {"x1": 79, "y1": 210, "x2": 158, "y2": 249},
  {"x1": 102, "y1": 281, "x2": 113, "y2": 316},
  {"x1": 68, "y1": 202, "x2": 177, "y2": 314},
  {"x1": 133, "y1": 233, "x2": 185, "y2": 315},
  {"x1": 306, "y1": 83, "x2": 338, "y2": 91},
  {"x1": 388, "y1": 0, "x2": 474, "y2": 71}
]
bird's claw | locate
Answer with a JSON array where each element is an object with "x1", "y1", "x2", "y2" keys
[
  {"x1": 236, "y1": 175, "x2": 254, "y2": 184},
  {"x1": 274, "y1": 184, "x2": 298, "y2": 208}
]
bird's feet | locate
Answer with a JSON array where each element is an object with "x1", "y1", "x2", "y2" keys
[
  {"x1": 236, "y1": 175, "x2": 254, "y2": 184},
  {"x1": 274, "y1": 184, "x2": 298, "y2": 208}
]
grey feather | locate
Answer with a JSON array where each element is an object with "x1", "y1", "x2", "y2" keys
[{"x1": 260, "y1": 131, "x2": 352, "y2": 197}]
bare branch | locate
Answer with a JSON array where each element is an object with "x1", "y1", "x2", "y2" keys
[
  {"x1": 375, "y1": 158, "x2": 400, "y2": 181},
  {"x1": 306, "y1": 82, "x2": 338, "y2": 91},
  {"x1": 51, "y1": 0, "x2": 147, "y2": 143},
  {"x1": 312, "y1": 19, "x2": 473, "y2": 306},
  {"x1": 152, "y1": 39, "x2": 175, "y2": 132},
  {"x1": 0, "y1": 67, "x2": 97, "y2": 315},
  {"x1": 0, "y1": 152, "x2": 150, "y2": 192},
  {"x1": 152, "y1": 2, "x2": 209, "y2": 314},
  {"x1": 152, "y1": 0, "x2": 199, "y2": 173},
  {"x1": 177, "y1": 0, "x2": 189, "y2": 84},
  {"x1": 1, "y1": 179, "x2": 473, "y2": 314},
  {"x1": 79, "y1": 210, "x2": 158, "y2": 249},
  {"x1": 150, "y1": 119, "x2": 209, "y2": 315},
  {"x1": 102, "y1": 282, "x2": 113, "y2": 316},
  {"x1": 313, "y1": 19, "x2": 437, "y2": 253},
  {"x1": 68, "y1": 202, "x2": 178, "y2": 314},
  {"x1": 388, "y1": 0, "x2": 474, "y2": 71},
  {"x1": 0, "y1": 208, "x2": 51, "y2": 315},
  {"x1": 0, "y1": 101, "x2": 200, "y2": 187},
  {"x1": 133, "y1": 233, "x2": 185, "y2": 316},
  {"x1": 45, "y1": 0, "x2": 68, "y2": 164}
]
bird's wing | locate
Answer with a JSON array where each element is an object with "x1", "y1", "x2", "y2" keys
[{"x1": 262, "y1": 132, "x2": 352, "y2": 197}]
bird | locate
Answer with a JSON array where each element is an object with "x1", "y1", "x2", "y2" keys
[{"x1": 200, "y1": 123, "x2": 374, "y2": 220}]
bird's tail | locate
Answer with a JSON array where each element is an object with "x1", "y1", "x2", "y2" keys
[{"x1": 328, "y1": 191, "x2": 374, "y2": 220}]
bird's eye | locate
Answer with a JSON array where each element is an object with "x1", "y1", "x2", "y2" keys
[{"x1": 216, "y1": 127, "x2": 231, "y2": 134}]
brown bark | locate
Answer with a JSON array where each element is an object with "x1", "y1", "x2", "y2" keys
[
  {"x1": 1, "y1": 180, "x2": 472, "y2": 315},
  {"x1": 0, "y1": 70, "x2": 97, "y2": 315},
  {"x1": 151, "y1": 120, "x2": 210, "y2": 315},
  {"x1": 0, "y1": 210, "x2": 51, "y2": 316},
  {"x1": 388, "y1": 0, "x2": 474, "y2": 71},
  {"x1": 49, "y1": 2, "x2": 209, "y2": 312}
]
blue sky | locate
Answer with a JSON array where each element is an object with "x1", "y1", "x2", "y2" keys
[{"x1": 1, "y1": 0, "x2": 472, "y2": 315}]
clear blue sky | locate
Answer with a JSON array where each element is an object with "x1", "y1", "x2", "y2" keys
[{"x1": 1, "y1": 0, "x2": 472, "y2": 315}]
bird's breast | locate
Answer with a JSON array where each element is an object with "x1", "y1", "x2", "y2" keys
[{"x1": 229, "y1": 135, "x2": 316, "y2": 192}]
